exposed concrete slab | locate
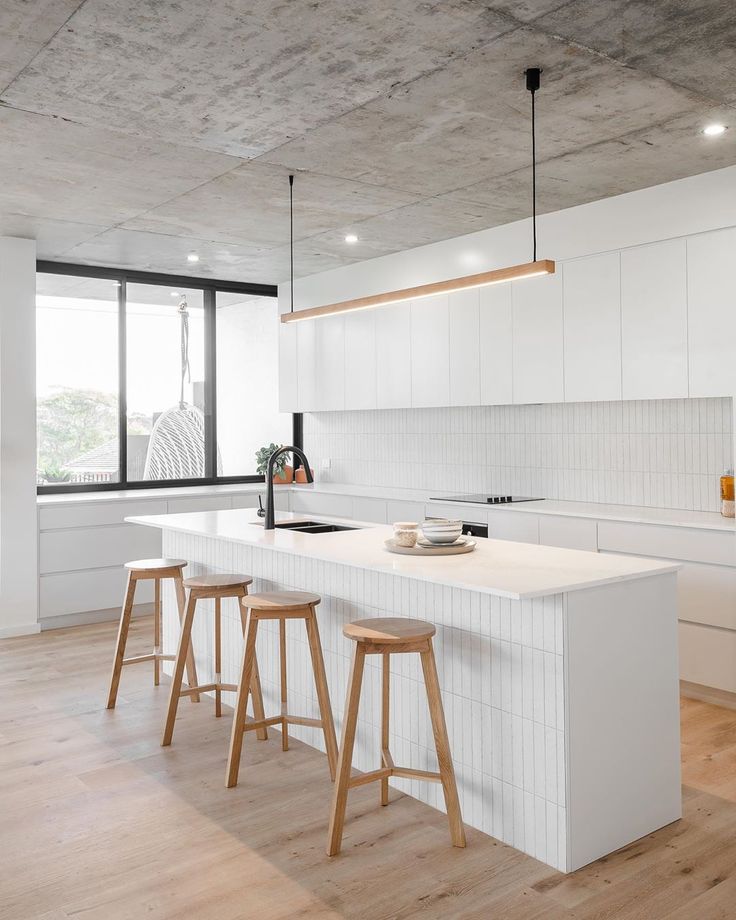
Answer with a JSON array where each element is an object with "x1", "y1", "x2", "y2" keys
[
  {"x1": 1, "y1": 0, "x2": 517, "y2": 157},
  {"x1": 0, "y1": 0, "x2": 734, "y2": 282},
  {"x1": 0, "y1": 106, "x2": 240, "y2": 225},
  {"x1": 0, "y1": 1, "x2": 83, "y2": 91},
  {"x1": 122, "y1": 162, "x2": 420, "y2": 247}
]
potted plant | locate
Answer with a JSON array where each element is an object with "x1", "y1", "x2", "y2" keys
[{"x1": 255, "y1": 443, "x2": 293, "y2": 483}]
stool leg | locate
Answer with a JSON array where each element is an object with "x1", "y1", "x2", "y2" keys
[
  {"x1": 326, "y1": 643, "x2": 366, "y2": 856},
  {"x1": 305, "y1": 608, "x2": 338, "y2": 780},
  {"x1": 381, "y1": 651, "x2": 390, "y2": 806},
  {"x1": 420, "y1": 644, "x2": 466, "y2": 848},
  {"x1": 174, "y1": 574, "x2": 200, "y2": 703},
  {"x1": 215, "y1": 597, "x2": 222, "y2": 717},
  {"x1": 161, "y1": 592, "x2": 197, "y2": 746},
  {"x1": 226, "y1": 614, "x2": 260, "y2": 787},
  {"x1": 238, "y1": 600, "x2": 268, "y2": 742},
  {"x1": 279, "y1": 618, "x2": 288, "y2": 752},
  {"x1": 106, "y1": 571, "x2": 137, "y2": 709},
  {"x1": 153, "y1": 577, "x2": 161, "y2": 687}
]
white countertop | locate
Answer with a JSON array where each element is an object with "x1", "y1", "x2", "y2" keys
[
  {"x1": 39, "y1": 479, "x2": 735, "y2": 533},
  {"x1": 128, "y1": 508, "x2": 680, "y2": 601}
]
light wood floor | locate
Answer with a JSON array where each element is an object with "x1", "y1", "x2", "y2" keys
[{"x1": 2, "y1": 619, "x2": 736, "y2": 920}]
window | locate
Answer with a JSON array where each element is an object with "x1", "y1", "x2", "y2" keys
[
  {"x1": 36, "y1": 265, "x2": 298, "y2": 492},
  {"x1": 36, "y1": 274, "x2": 120, "y2": 485}
]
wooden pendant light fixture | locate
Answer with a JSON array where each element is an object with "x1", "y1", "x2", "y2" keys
[{"x1": 281, "y1": 67, "x2": 554, "y2": 325}]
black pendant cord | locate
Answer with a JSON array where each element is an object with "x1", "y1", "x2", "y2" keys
[
  {"x1": 525, "y1": 67, "x2": 541, "y2": 264},
  {"x1": 531, "y1": 87, "x2": 537, "y2": 262},
  {"x1": 289, "y1": 174, "x2": 294, "y2": 314}
]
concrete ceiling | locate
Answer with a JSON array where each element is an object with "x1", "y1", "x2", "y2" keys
[{"x1": 1, "y1": 0, "x2": 735, "y2": 284}]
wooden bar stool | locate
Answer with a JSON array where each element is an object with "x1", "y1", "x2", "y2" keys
[
  {"x1": 107, "y1": 558, "x2": 199, "y2": 709},
  {"x1": 162, "y1": 574, "x2": 268, "y2": 746},
  {"x1": 326, "y1": 617, "x2": 465, "y2": 856},
  {"x1": 226, "y1": 591, "x2": 338, "y2": 788}
]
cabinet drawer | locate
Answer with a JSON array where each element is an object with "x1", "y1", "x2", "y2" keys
[
  {"x1": 353, "y1": 497, "x2": 387, "y2": 524},
  {"x1": 487, "y1": 510, "x2": 539, "y2": 544},
  {"x1": 539, "y1": 515, "x2": 598, "y2": 552},
  {"x1": 678, "y1": 562, "x2": 736, "y2": 630},
  {"x1": 231, "y1": 491, "x2": 290, "y2": 512},
  {"x1": 40, "y1": 524, "x2": 162, "y2": 574},
  {"x1": 679, "y1": 621, "x2": 736, "y2": 693},
  {"x1": 598, "y1": 521, "x2": 736, "y2": 566},
  {"x1": 426, "y1": 502, "x2": 487, "y2": 525},
  {"x1": 386, "y1": 500, "x2": 425, "y2": 525},
  {"x1": 39, "y1": 499, "x2": 167, "y2": 531},
  {"x1": 39, "y1": 568, "x2": 154, "y2": 617},
  {"x1": 290, "y1": 491, "x2": 353, "y2": 518},
  {"x1": 166, "y1": 495, "x2": 234, "y2": 513}
]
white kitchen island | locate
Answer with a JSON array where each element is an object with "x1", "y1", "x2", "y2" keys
[{"x1": 130, "y1": 508, "x2": 682, "y2": 873}]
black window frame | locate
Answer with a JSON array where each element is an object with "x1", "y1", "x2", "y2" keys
[{"x1": 36, "y1": 260, "x2": 301, "y2": 495}]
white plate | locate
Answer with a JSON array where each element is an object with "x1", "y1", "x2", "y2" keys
[{"x1": 417, "y1": 535, "x2": 468, "y2": 547}]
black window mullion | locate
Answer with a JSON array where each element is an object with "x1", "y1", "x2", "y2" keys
[
  {"x1": 118, "y1": 277, "x2": 128, "y2": 488},
  {"x1": 204, "y1": 287, "x2": 217, "y2": 479}
]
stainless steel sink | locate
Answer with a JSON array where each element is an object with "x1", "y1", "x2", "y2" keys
[{"x1": 259, "y1": 519, "x2": 360, "y2": 534}]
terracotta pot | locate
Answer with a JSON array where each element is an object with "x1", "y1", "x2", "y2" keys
[
  {"x1": 294, "y1": 467, "x2": 314, "y2": 484},
  {"x1": 272, "y1": 464, "x2": 293, "y2": 484}
]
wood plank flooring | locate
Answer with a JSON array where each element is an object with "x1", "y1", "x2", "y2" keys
[{"x1": 2, "y1": 618, "x2": 736, "y2": 920}]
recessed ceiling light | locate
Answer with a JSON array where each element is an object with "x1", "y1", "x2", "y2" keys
[
  {"x1": 170, "y1": 291, "x2": 180, "y2": 297},
  {"x1": 187, "y1": 252, "x2": 200, "y2": 262},
  {"x1": 344, "y1": 234, "x2": 358, "y2": 244},
  {"x1": 703, "y1": 123, "x2": 727, "y2": 136}
]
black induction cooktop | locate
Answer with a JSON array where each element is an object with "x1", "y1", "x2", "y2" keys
[{"x1": 432, "y1": 493, "x2": 544, "y2": 505}]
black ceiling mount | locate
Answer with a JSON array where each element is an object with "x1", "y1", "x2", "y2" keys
[{"x1": 524, "y1": 68, "x2": 542, "y2": 261}]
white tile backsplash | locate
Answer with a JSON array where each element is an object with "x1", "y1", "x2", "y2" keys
[{"x1": 304, "y1": 398, "x2": 733, "y2": 512}]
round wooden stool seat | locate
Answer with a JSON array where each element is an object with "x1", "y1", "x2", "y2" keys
[
  {"x1": 183, "y1": 573, "x2": 253, "y2": 591},
  {"x1": 125, "y1": 557, "x2": 187, "y2": 572},
  {"x1": 245, "y1": 590, "x2": 321, "y2": 611},
  {"x1": 343, "y1": 617, "x2": 436, "y2": 644}
]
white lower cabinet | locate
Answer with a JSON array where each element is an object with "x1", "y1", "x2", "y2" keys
[
  {"x1": 679, "y1": 621, "x2": 736, "y2": 693},
  {"x1": 352, "y1": 497, "x2": 388, "y2": 523},
  {"x1": 487, "y1": 510, "x2": 540, "y2": 544},
  {"x1": 539, "y1": 515, "x2": 598, "y2": 551},
  {"x1": 386, "y1": 499, "x2": 426, "y2": 524},
  {"x1": 290, "y1": 490, "x2": 353, "y2": 518}
]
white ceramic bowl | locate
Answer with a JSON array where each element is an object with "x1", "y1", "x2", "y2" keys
[{"x1": 421, "y1": 519, "x2": 463, "y2": 544}]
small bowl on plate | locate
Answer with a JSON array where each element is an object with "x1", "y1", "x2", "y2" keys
[{"x1": 421, "y1": 519, "x2": 463, "y2": 544}]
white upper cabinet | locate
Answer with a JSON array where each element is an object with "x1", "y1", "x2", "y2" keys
[
  {"x1": 411, "y1": 294, "x2": 450, "y2": 407},
  {"x1": 512, "y1": 271, "x2": 564, "y2": 404},
  {"x1": 278, "y1": 321, "x2": 298, "y2": 413},
  {"x1": 376, "y1": 302, "x2": 412, "y2": 408},
  {"x1": 479, "y1": 283, "x2": 513, "y2": 405},
  {"x1": 621, "y1": 239, "x2": 688, "y2": 400},
  {"x1": 449, "y1": 289, "x2": 480, "y2": 406},
  {"x1": 344, "y1": 309, "x2": 377, "y2": 410},
  {"x1": 687, "y1": 227, "x2": 736, "y2": 397},
  {"x1": 563, "y1": 253, "x2": 622, "y2": 402},
  {"x1": 296, "y1": 320, "x2": 316, "y2": 411},
  {"x1": 314, "y1": 314, "x2": 345, "y2": 410}
]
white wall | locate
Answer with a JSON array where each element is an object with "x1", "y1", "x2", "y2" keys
[{"x1": 0, "y1": 238, "x2": 39, "y2": 637}]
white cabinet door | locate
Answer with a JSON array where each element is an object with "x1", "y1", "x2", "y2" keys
[
  {"x1": 687, "y1": 227, "x2": 736, "y2": 397},
  {"x1": 344, "y1": 309, "x2": 377, "y2": 410},
  {"x1": 621, "y1": 239, "x2": 688, "y2": 400},
  {"x1": 278, "y1": 322, "x2": 298, "y2": 413},
  {"x1": 314, "y1": 315, "x2": 345, "y2": 410},
  {"x1": 376, "y1": 303, "x2": 412, "y2": 409},
  {"x1": 479, "y1": 283, "x2": 513, "y2": 405},
  {"x1": 487, "y1": 510, "x2": 540, "y2": 543},
  {"x1": 411, "y1": 294, "x2": 449, "y2": 407},
  {"x1": 539, "y1": 515, "x2": 598, "y2": 551},
  {"x1": 512, "y1": 271, "x2": 564, "y2": 404},
  {"x1": 296, "y1": 320, "x2": 316, "y2": 411},
  {"x1": 563, "y1": 253, "x2": 622, "y2": 402},
  {"x1": 449, "y1": 289, "x2": 480, "y2": 406}
]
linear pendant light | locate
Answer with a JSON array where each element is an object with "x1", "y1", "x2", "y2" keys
[{"x1": 282, "y1": 67, "x2": 554, "y2": 325}]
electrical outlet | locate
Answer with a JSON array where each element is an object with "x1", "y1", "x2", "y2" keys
[{"x1": 321, "y1": 457, "x2": 331, "y2": 470}]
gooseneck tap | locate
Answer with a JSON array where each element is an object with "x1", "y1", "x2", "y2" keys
[{"x1": 264, "y1": 445, "x2": 313, "y2": 529}]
